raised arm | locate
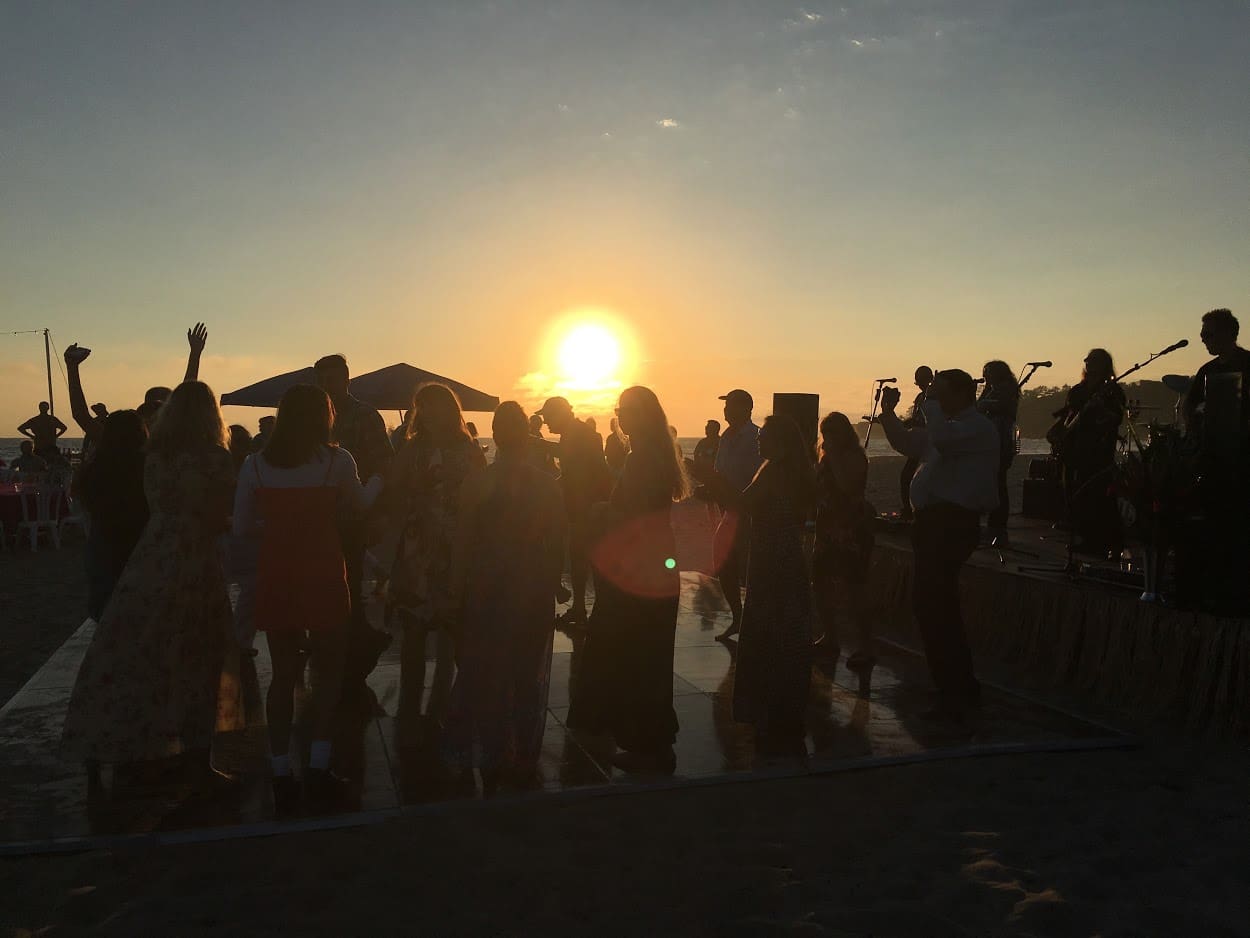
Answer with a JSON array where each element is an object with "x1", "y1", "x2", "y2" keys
[
  {"x1": 16, "y1": 418, "x2": 35, "y2": 440},
  {"x1": 63, "y1": 345, "x2": 97, "y2": 435},
  {"x1": 878, "y1": 409, "x2": 929, "y2": 460},
  {"x1": 183, "y1": 323, "x2": 207, "y2": 384},
  {"x1": 53, "y1": 415, "x2": 68, "y2": 437}
]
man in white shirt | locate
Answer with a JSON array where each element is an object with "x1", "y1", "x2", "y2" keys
[
  {"x1": 879, "y1": 369, "x2": 999, "y2": 722},
  {"x1": 712, "y1": 389, "x2": 762, "y2": 639}
]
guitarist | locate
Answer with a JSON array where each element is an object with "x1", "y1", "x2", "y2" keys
[{"x1": 1048, "y1": 348, "x2": 1126, "y2": 557}]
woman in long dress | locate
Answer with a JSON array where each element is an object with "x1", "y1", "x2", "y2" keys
[
  {"x1": 568, "y1": 385, "x2": 689, "y2": 774},
  {"x1": 386, "y1": 383, "x2": 486, "y2": 740},
  {"x1": 62, "y1": 382, "x2": 243, "y2": 772},
  {"x1": 233, "y1": 385, "x2": 383, "y2": 813},
  {"x1": 979, "y1": 360, "x2": 1020, "y2": 545},
  {"x1": 697, "y1": 414, "x2": 816, "y2": 757},
  {"x1": 811, "y1": 412, "x2": 876, "y2": 695},
  {"x1": 441, "y1": 402, "x2": 567, "y2": 795}
]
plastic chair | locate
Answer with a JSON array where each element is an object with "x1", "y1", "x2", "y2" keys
[
  {"x1": 59, "y1": 495, "x2": 90, "y2": 540},
  {"x1": 18, "y1": 487, "x2": 63, "y2": 551}
]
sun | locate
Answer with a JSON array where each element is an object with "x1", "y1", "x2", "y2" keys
[{"x1": 556, "y1": 322, "x2": 623, "y2": 389}]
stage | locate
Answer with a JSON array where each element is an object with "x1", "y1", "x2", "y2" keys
[{"x1": 868, "y1": 516, "x2": 1250, "y2": 740}]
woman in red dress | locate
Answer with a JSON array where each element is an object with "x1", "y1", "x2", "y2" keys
[{"x1": 233, "y1": 385, "x2": 382, "y2": 813}]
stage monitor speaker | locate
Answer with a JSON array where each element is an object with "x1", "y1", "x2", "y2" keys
[
  {"x1": 1021, "y1": 477, "x2": 1064, "y2": 522},
  {"x1": 772, "y1": 393, "x2": 820, "y2": 454}
]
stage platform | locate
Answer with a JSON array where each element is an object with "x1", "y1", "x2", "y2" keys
[
  {"x1": 870, "y1": 516, "x2": 1250, "y2": 740},
  {"x1": 0, "y1": 571, "x2": 1128, "y2": 856}
]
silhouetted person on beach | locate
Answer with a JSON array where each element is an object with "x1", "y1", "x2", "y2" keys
[
  {"x1": 527, "y1": 412, "x2": 559, "y2": 476},
  {"x1": 74, "y1": 410, "x2": 148, "y2": 620},
  {"x1": 978, "y1": 360, "x2": 1019, "y2": 544},
  {"x1": 228, "y1": 425, "x2": 253, "y2": 474},
  {"x1": 18, "y1": 402, "x2": 67, "y2": 461},
  {"x1": 314, "y1": 353, "x2": 395, "y2": 690},
  {"x1": 1179, "y1": 308, "x2": 1250, "y2": 612},
  {"x1": 693, "y1": 419, "x2": 721, "y2": 472},
  {"x1": 899, "y1": 366, "x2": 933, "y2": 522},
  {"x1": 252, "y1": 415, "x2": 275, "y2": 453},
  {"x1": 811, "y1": 412, "x2": 875, "y2": 693},
  {"x1": 11, "y1": 440, "x2": 48, "y2": 474},
  {"x1": 536, "y1": 396, "x2": 611, "y2": 628},
  {"x1": 1048, "y1": 349, "x2": 1125, "y2": 557},
  {"x1": 711, "y1": 389, "x2": 762, "y2": 639},
  {"x1": 695, "y1": 414, "x2": 815, "y2": 756},
  {"x1": 442, "y1": 401, "x2": 567, "y2": 795},
  {"x1": 234, "y1": 384, "x2": 383, "y2": 814},
  {"x1": 879, "y1": 369, "x2": 998, "y2": 724},
  {"x1": 604, "y1": 416, "x2": 629, "y2": 476},
  {"x1": 569, "y1": 386, "x2": 688, "y2": 774}
]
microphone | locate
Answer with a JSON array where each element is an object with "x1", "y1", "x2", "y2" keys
[
  {"x1": 1026, "y1": 361, "x2": 1053, "y2": 368},
  {"x1": 1161, "y1": 339, "x2": 1189, "y2": 355},
  {"x1": 875, "y1": 377, "x2": 897, "y2": 383}
]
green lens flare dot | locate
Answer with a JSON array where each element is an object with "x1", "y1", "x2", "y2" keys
[{"x1": 665, "y1": 558, "x2": 677, "y2": 570}]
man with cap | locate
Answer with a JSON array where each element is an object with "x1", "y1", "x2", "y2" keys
[
  {"x1": 712, "y1": 389, "x2": 762, "y2": 640},
  {"x1": 537, "y1": 396, "x2": 611, "y2": 628}
]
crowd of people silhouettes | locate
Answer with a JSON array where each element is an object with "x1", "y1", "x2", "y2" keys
[{"x1": 33, "y1": 306, "x2": 1248, "y2": 809}]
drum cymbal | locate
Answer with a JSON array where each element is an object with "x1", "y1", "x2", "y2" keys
[{"x1": 1162, "y1": 374, "x2": 1192, "y2": 395}]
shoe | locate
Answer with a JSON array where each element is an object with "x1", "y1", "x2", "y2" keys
[
  {"x1": 846, "y1": 651, "x2": 877, "y2": 699},
  {"x1": 715, "y1": 621, "x2": 741, "y2": 642},
  {"x1": 304, "y1": 768, "x2": 351, "y2": 814},
  {"x1": 272, "y1": 775, "x2": 301, "y2": 817},
  {"x1": 610, "y1": 747, "x2": 676, "y2": 776}
]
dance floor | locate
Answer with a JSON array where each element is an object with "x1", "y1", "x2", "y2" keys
[{"x1": 0, "y1": 572, "x2": 1131, "y2": 855}]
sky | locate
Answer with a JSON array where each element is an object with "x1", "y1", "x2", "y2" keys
[{"x1": 3, "y1": 0, "x2": 1248, "y2": 437}]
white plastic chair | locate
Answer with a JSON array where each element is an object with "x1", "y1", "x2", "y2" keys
[
  {"x1": 59, "y1": 495, "x2": 90, "y2": 540},
  {"x1": 18, "y1": 487, "x2": 63, "y2": 551}
]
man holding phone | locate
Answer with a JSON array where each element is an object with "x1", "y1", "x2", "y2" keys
[{"x1": 877, "y1": 369, "x2": 999, "y2": 724}]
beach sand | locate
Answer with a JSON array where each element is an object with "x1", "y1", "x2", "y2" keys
[{"x1": 3, "y1": 463, "x2": 1248, "y2": 936}]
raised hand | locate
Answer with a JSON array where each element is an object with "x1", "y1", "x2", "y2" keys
[
  {"x1": 64, "y1": 344, "x2": 91, "y2": 366},
  {"x1": 879, "y1": 386, "x2": 902, "y2": 414},
  {"x1": 187, "y1": 322, "x2": 208, "y2": 355}
]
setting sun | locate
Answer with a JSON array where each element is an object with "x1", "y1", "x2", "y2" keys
[{"x1": 556, "y1": 322, "x2": 623, "y2": 389}]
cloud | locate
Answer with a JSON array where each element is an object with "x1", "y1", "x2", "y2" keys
[
  {"x1": 656, "y1": 118, "x2": 681, "y2": 129},
  {"x1": 784, "y1": 8, "x2": 825, "y2": 30}
]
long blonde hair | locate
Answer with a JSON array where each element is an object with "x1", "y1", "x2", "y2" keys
[
  {"x1": 147, "y1": 381, "x2": 228, "y2": 456},
  {"x1": 618, "y1": 385, "x2": 690, "y2": 502}
]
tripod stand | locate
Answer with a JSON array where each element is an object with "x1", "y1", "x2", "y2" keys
[{"x1": 861, "y1": 377, "x2": 896, "y2": 448}]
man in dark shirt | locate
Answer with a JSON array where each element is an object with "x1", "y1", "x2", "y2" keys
[
  {"x1": 18, "y1": 402, "x2": 67, "y2": 460},
  {"x1": 1179, "y1": 308, "x2": 1250, "y2": 612},
  {"x1": 1183, "y1": 308, "x2": 1250, "y2": 448},
  {"x1": 692, "y1": 419, "x2": 721, "y2": 471},
  {"x1": 314, "y1": 353, "x2": 395, "y2": 688},
  {"x1": 537, "y1": 396, "x2": 610, "y2": 627}
]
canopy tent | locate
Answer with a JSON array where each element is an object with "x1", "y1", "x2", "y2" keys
[{"x1": 221, "y1": 363, "x2": 500, "y2": 413}]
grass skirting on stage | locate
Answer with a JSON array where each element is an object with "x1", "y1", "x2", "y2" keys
[{"x1": 867, "y1": 545, "x2": 1250, "y2": 739}]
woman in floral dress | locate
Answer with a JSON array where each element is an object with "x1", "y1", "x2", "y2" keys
[
  {"x1": 386, "y1": 383, "x2": 486, "y2": 738},
  {"x1": 441, "y1": 402, "x2": 566, "y2": 794},
  {"x1": 62, "y1": 381, "x2": 243, "y2": 771}
]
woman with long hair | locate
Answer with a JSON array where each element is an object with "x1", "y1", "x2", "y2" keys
[
  {"x1": 811, "y1": 412, "x2": 876, "y2": 694},
  {"x1": 441, "y1": 402, "x2": 567, "y2": 795},
  {"x1": 233, "y1": 384, "x2": 382, "y2": 812},
  {"x1": 695, "y1": 413, "x2": 816, "y2": 757},
  {"x1": 569, "y1": 385, "x2": 689, "y2": 774},
  {"x1": 73, "y1": 410, "x2": 149, "y2": 620},
  {"x1": 386, "y1": 383, "x2": 487, "y2": 743},
  {"x1": 62, "y1": 381, "x2": 244, "y2": 776},
  {"x1": 978, "y1": 360, "x2": 1020, "y2": 543},
  {"x1": 1049, "y1": 348, "x2": 1125, "y2": 555}
]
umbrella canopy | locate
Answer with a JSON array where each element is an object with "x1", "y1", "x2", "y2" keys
[{"x1": 221, "y1": 363, "x2": 500, "y2": 413}]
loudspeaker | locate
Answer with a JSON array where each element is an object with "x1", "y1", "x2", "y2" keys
[{"x1": 772, "y1": 393, "x2": 820, "y2": 453}]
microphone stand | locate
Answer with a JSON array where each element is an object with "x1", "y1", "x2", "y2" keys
[{"x1": 861, "y1": 378, "x2": 894, "y2": 448}]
